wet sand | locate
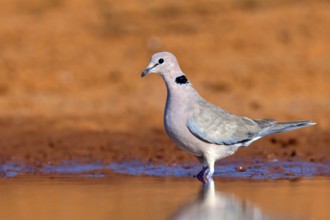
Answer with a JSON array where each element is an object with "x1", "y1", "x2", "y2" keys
[
  {"x1": 0, "y1": 176, "x2": 328, "y2": 220},
  {"x1": 1, "y1": 160, "x2": 329, "y2": 180}
]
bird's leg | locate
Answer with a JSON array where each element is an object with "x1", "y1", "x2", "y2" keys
[
  {"x1": 195, "y1": 155, "x2": 215, "y2": 183},
  {"x1": 195, "y1": 156, "x2": 208, "y2": 182},
  {"x1": 196, "y1": 166, "x2": 214, "y2": 184},
  {"x1": 196, "y1": 166, "x2": 208, "y2": 183},
  {"x1": 197, "y1": 155, "x2": 215, "y2": 184},
  {"x1": 203, "y1": 165, "x2": 214, "y2": 182}
]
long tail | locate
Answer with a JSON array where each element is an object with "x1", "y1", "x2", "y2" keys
[{"x1": 258, "y1": 120, "x2": 316, "y2": 137}]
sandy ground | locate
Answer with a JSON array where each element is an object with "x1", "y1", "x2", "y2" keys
[{"x1": 0, "y1": 0, "x2": 329, "y2": 167}]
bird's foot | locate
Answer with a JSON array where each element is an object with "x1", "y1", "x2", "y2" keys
[
  {"x1": 195, "y1": 167, "x2": 207, "y2": 182},
  {"x1": 196, "y1": 167, "x2": 213, "y2": 184}
]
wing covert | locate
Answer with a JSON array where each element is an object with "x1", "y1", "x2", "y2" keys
[{"x1": 187, "y1": 100, "x2": 262, "y2": 145}]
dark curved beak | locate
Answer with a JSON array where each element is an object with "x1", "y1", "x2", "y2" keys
[
  {"x1": 141, "y1": 63, "x2": 158, "y2": 77},
  {"x1": 141, "y1": 68, "x2": 151, "y2": 77}
]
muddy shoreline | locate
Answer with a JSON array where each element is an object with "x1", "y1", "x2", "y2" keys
[
  {"x1": 0, "y1": 116, "x2": 328, "y2": 165},
  {"x1": 0, "y1": 116, "x2": 329, "y2": 179}
]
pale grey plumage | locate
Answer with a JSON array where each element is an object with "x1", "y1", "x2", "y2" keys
[
  {"x1": 188, "y1": 98, "x2": 261, "y2": 146},
  {"x1": 188, "y1": 98, "x2": 314, "y2": 146},
  {"x1": 141, "y1": 51, "x2": 316, "y2": 183}
]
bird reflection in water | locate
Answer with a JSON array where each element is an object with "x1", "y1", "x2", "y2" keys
[{"x1": 170, "y1": 180, "x2": 286, "y2": 220}]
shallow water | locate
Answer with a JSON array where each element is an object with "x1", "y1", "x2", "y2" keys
[
  {"x1": 0, "y1": 176, "x2": 328, "y2": 220},
  {"x1": 2, "y1": 160, "x2": 329, "y2": 179}
]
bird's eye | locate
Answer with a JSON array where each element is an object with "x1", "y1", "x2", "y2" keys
[{"x1": 158, "y1": 58, "x2": 164, "y2": 64}]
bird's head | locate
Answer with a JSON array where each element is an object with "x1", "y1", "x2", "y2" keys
[
  {"x1": 141, "y1": 52, "x2": 190, "y2": 88},
  {"x1": 141, "y1": 52, "x2": 182, "y2": 78}
]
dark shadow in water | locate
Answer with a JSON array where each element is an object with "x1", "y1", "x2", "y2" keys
[{"x1": 170, "y1": 180, "x2": 302, "y2": 220}]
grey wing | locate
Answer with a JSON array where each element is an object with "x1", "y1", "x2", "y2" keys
[{"x1": 187, "y1": 100, "x2": 275, "y2": 145}]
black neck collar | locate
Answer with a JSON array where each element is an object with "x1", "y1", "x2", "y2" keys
[{"x1": 175, "y1": 75, "x2": 189, "y2": 85}]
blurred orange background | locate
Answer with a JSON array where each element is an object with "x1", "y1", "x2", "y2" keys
[{"x1": 0, "y1": 0, "x2": 329, "y2": 165}]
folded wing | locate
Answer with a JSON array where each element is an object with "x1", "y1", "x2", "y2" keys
[{"x1": 187, "y1": 100, "x2": 276, "y2": 145}]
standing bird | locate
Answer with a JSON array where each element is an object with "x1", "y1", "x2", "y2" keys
[{"x1": 141, "y1": 52, "x2": 315, "y2": 183}]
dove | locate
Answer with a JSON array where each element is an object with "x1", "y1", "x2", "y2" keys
[{"x1": 141, "y1": 52, "x2": 315, "y2": 183}]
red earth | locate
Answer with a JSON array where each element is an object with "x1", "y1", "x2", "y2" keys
[{"x1": 0, "y1": 0, "x2": 329, "y2": 168}]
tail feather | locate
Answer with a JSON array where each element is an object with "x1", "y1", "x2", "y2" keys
[{"x1": 258, "y1": 120, "x2": 316, "y2": 137}]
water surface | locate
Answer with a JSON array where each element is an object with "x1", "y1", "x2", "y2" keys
[{"x1": 0, "y1": 176, "x2": 328, "y2": 220}]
